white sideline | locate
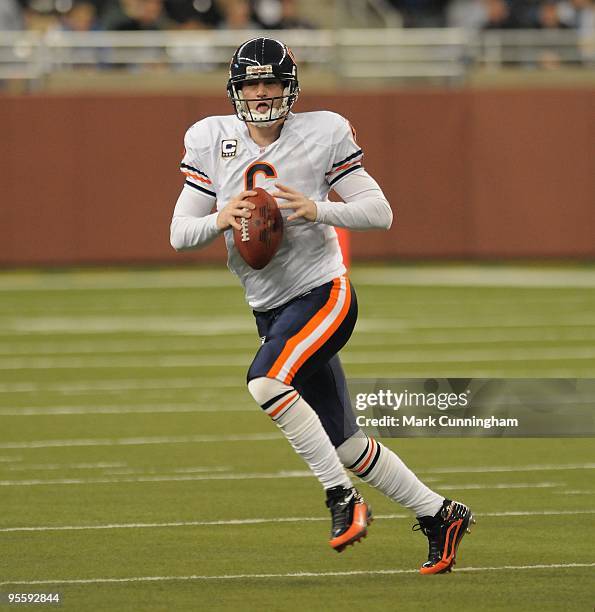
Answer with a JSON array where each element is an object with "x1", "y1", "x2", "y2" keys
[
  {"x1": 350, "y1": 267, "x2": 595, "y2": 288},
  {"x1": 1, "y1": 266, "x2": 594, "y2": 292},
  {"x1": 1, "y1": 509, "x2": 594, "y2": 534},
  {"x1": 1, "y1": 563, "x2": 594, "y2": 586}
]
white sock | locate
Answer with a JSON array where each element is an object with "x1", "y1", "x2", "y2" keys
[
  {"x1": 248, "y1": 377, "x2": 352, "y2": 491},
  {"x1": 337, "y1": 431, "x2": 443, "y2": 517}
]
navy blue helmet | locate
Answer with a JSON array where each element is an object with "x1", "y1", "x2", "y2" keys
[{"x1": 227, "y1": 38, "x2": 299, "y2": 124}]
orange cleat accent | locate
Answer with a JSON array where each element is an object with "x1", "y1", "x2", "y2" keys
[
  {"x1": 329, "y1": 502, "x2": 372, "y2": 552},
  {"x1": 414, "y1": 500, "x2": 475, "y2": 574},
  {"x1": 325, "y1": 486, "x2": 373, "y2": 553}
]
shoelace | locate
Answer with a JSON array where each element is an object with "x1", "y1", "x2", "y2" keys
[
  {"x1": 412, "y1": 522, "x2": 442, "y2": 562},
  {"x1": 327, "y1": 490, "x2": 356, "y2": 535}
]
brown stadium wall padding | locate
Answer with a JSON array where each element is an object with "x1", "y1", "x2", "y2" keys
[{"x1": 0, "y1": 88, "x2": 593, "y2": 266}]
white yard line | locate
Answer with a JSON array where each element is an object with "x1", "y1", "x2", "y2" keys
[
  {"x1": 350, "y1": 267, "x2": 595, "y2": 288},
  {"x1": 1, "y1": 461, "x2": 590, "y2": 476},
  {"x1": 1, "y1": 563, "x2": 594, "y2": 586},
  {"x1": 4, "y1": 316, "x2": 595, "y2": 340},
  {"x1": 0, "y1": 470, "x2": 306, "y2": 487},
  {"x1": 0, "y1": 405, "x2": 253, "y2": 416},
  {"x1": 356, "y1": 318, "x2": 595, "y2": 331},
  {"x1": 2, "y1": 509, "x2": 594, "y2": 534},
  {"x1": 438, "y1": 482, "x2": 560, "y2": 491},
  {"x1": 2, "y1": 346, "x2": 595, "y2": 370},
  {"x1": 0, "y1": 270, "x2": 239, "y2": 292},
  {"x1": 3, "y1": 327, "x2": 595, "y2": 356},
  {"x1": 0, "y1": 354, "x2": 253, "y2": 369},
  {"x1": 358, "y1": 368, "x2": 595, "y2": 378},
  {"x1": 0, "y1": 432, "x2": 282, "y2": 450},
  {"x1": 0, "y1": 467, "x2": 561, "y2": 488},
  {"x1": 0, "y1": 339, "x2": 258, "y2": 356},
  {"x1": 3, "y1": 462, "x2": 127, "y2": 472},
  {"x1": 1, "y1": 460, "x2": 590, "y2": 481},
  {"x1": 343, "y1": 347, "x2": 595, "y2": 364},
  {"x1": 0, "y1": 316, "x2": 253, "y2": 335},
  {"x1": 0, "y1": 377, "x2": 244, "y2": 393},
  {"x1": 420, "y1": 463, "x2": 595, "y2": 474}
]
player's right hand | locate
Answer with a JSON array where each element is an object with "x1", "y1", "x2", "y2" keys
[{"x1": 216, "y1": 191, "x2": 257, "y2": 231}]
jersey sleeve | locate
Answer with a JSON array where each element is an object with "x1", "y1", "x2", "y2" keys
[
  {"x1": 325, "y1": 116, "x2": 364, "y2": 189},
  {"x1": 180, "y1": 127, "x2": 217, "y2": 199}
]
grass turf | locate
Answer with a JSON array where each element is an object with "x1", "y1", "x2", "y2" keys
[{"x1": 0, "y1": 265, "x2": 593, "y2": 611}]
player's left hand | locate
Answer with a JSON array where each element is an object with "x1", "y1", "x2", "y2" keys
[{"x1": 272, "y1": 183, "x2": 317, "y2": 222}]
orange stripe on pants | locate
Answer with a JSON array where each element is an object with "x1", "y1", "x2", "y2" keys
[
  {"x1": 266, "y1": 277, "x2": 350, "y2": 384},
  {"x1": 287, "y1": 282, "x2": 351, "y2": 383}
]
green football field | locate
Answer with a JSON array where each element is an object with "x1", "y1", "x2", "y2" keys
[{"x1": 0, "y1": 264, "x2": 593, "y2": 611}]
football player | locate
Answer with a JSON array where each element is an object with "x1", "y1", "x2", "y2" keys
[{"x1": 170, "y1": 37, "x2": 473, "y2": 572}]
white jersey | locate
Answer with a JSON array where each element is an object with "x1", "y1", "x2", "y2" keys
[{"x1": 180, "y1": 111, "x2": 364, "y2": 311}]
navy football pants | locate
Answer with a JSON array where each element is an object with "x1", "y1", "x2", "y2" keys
[{"x1": 247, "y1": 276, "x2": 359, "y2": 447}]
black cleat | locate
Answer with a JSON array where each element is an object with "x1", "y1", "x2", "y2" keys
[
  {"x1": 325, "y1": 486, "x2": 373, "y2": 552},
  {"x1": 413, "y1": 499, "x2": 475, "y2": 574}
]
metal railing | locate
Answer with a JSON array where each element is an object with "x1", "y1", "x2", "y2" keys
[{"x1": 0, "y1": 28, "x2": 592, "y2": 86}]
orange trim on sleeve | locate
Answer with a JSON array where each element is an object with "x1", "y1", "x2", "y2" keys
[
  {"x1": 329, "y1": 158, "x2": 361, "y2": 175},
  {"x1": 182, "y1": 170, "x2": 213, "y2": 185}
]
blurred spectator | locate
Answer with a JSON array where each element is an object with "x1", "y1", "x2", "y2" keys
[
  {"x1": 11, "y1": 0, "x2": 594, "y2": 35},
  {"x1": 482, "y1": 0, "x2": 517, "y2": 28},
  {"x1": 508, "y1": 0, "x2": 542, "y2": 27},
  {"x1": 388, "y1": 0, "x2": 449, "y2": 27},
  {"x1": 101, "y1": 0, "x2": 173, "y2": 30},
  {"x1": 446, "y1": 0, "x2": 488, "y2": 28},
  {"x1": 571, "y1": 0, "x2": 595, "y2": 63},
  {"x1": 252, "y1": 0, "x2": 314, "y2": 29},
  {"x1": 165, "y1": 0, "x2": 222, "y2": 28},
  {"x1": 558, "y1": 0, "x2": 595, "y2": 32},
  {"x1": 23, "y1": 7, "x2": 59, "y2": 31},
  {"x1": 217, "y1": 0, "x2": 258, "y2": 29},
  {"x1": 447, "y1": 0, "x2": 517, "y2": 28},
  {"x1": 56, "y1": 1, "x2": 99, "y2": 31},
  {"x1": 91, "y1": 0, "x2": 116, "y2": 15},
  {"x1": 173, "y1": 15, "x2": 211, "y2": 30},
  {"x1": 536, "y1": 0, "x2": 572, "y2": 26},
  {"x1": 0, "y1": 0, "x2": 25, "y2": 31}
]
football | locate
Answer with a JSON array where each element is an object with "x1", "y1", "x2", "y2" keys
[{"x1": 233, "y1": 187, "x2": 283, "y2": 270}]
